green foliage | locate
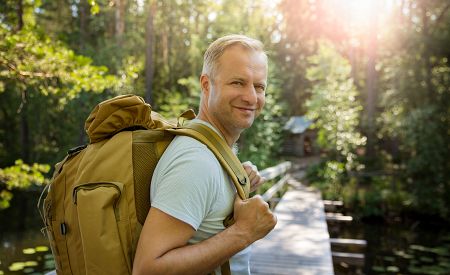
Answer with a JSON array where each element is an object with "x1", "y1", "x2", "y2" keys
[
  {"x1": 116, "y1": 55, "x2": 145, "y2": 96},
  {"x1": 305, "y1": 42, "x2": 366, "y2": 168},
  {"x1": 0, "y1": 160, "x2": 50, "y2": 209},
  {"x1": 0, "y1": 25, "x2": 118, "y2": 100},
  {"x1": 0, "y1": 24, "x2": 119, "y2": 171},
  {"x1": 401, "y1": 106, "x2": 448, "y2": 216},
  {"x1": 308, "y1": 159, "x2": 412, "y2": 218},
  {"x1": 377, "y1": 5, "x2": 450, "y2": 218},
  {"x1": 343, "y1": 176, "x2": 412, "y2": 218},
  {"x1": 156, "y1": 76, "x2": 201, "y2": 118},
  {"x1": 307, "y1": 160, "x2": 346, "y2": 201}
]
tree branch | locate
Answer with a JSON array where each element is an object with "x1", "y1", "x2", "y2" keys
[
  {"x1": 0, "y1": 59, "x2": 55, "y2": 79},
  {"x1": 435, "y1": 3, "x2": 450, "y2": 25}
]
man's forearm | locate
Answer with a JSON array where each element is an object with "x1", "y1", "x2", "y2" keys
[
  {"x1": 134, "y1": 196, "x2": 276, "y2": 275},
  {"x1": 136, "y1": 224, "x2": 249, "y2": 275}
]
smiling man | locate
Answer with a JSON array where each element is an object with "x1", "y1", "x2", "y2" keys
[{"x1": 133, "y1": 34, "x2": 276, "y2": 275}]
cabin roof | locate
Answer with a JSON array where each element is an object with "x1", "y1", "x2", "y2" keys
[{"x1": 283, "y1": 116, "x2": 312, "y2": 134}]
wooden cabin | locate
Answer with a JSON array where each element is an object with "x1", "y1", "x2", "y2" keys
[{"x1": 282, "y1": 116, "x2": 318, "y2": 157}]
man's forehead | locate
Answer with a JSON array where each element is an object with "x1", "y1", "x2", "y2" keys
[
  {"x1": 217, "y1": 46, "x2": 267, "y2": 73},
  {"x1": 220, "y1": 44, "x2": 267, "y2": 60}
]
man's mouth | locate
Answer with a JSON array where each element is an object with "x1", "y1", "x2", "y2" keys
[{"x1": 235, "y1": 107, "x2": 256, "y2": 114}]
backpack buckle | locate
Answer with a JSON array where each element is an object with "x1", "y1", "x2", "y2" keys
[{"x1": 238, "y1": 176, "x2": 247, "y2": 186}]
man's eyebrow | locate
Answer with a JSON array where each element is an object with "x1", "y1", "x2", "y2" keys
[
  {"x1": 228, "y1": 77, "x2": 266, "y2": 87},
  {"x1": 255, "y1": 81, "x2": 267, "y2": 87},
  {"x1": 228, "y1": 76, "x2": 247, "y2": 83}
]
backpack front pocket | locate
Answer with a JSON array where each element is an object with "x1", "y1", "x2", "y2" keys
[{"x1": 73, "y1": 182, "x2": 131, "y2": 275}]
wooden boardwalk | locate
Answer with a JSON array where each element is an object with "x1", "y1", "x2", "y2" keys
[{"x1": 250, "y1": 178, "x2": 334, "y2": 275}]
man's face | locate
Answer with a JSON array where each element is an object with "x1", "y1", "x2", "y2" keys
[{"x1": 202, "y1": 45, "x2": 267, "y2": 135}]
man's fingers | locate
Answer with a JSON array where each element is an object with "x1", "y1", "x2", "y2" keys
[
  {"x1": 244, "y1": 166, "x2": 255, "y2": 178},
  {"x1": 260, "y1": 176, "x2": 267, "y2": 185}
]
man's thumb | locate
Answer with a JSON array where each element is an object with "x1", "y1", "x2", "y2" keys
[{"x1": 234, "y1": 194, "x2": 244, "y2": 207}]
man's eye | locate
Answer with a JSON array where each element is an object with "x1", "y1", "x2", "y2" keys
[
  {"x1": 232, "y1": 81, "x2": 244, "y2": 86},
  {"x1": 255, "y1": 85, "x2": 266, "y2": 93}
]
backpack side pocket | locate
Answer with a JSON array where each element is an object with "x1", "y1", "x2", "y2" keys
[{"x1": 73, "y1": 182, "x2": 131, "y2": 275}]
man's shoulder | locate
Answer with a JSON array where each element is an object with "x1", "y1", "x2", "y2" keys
[
  {"x1": 166, "y1": 135, "x2": 213, "y2": 158},
  {"x1": 158, "y1": 135, "x2": 220, "y2": 173}
]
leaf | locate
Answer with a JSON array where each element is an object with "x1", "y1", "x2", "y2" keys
[
  {"x1": 22, "y1": 248, "x2": 36, "y2": 255},
  {"x1": 35, "y1": 246, "x2": 49, "y2": 252},
  {"x1": 8, "y1": 262, "x2": 25, "y2": 271},
  {"x1": 372, "y1": 265, "x2": 385, "y2": 272},
  {"x1": 386, "y1": 266, "x2": 399, "y2": 272}
]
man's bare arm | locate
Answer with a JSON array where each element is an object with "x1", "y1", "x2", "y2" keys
[{"x1": 132, "y1": 195, "x2": 276, "y2": 275}]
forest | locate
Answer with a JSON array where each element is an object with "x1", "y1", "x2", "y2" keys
[{"x1": 0, "y1": 0, "x2": 449, "y2": 223}]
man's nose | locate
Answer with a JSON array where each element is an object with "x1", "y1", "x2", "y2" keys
[{"x1": 242, "y1": 85, "x2": 258, "y2": 105}]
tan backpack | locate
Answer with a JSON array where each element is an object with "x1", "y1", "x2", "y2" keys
[{"x1": 39, "y1": 94, "x2": 250, "y2": 275}]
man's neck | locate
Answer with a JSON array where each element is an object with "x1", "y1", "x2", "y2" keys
[{"x1": 196, "y1": 114, "x2": 240, "y2": 147}]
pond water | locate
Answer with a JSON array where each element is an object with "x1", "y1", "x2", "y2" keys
[
  {"x1": 331, "y1": 219, "x2": 450, "y2": 275},
  {"x1": 0, "y1": 191, "x2": 56, "y2": 275},
  {"x1": 0, "y1": 229, "x2": 54, "y2": 274}
]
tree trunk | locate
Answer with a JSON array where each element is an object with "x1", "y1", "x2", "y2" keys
[
  {"x1": 145, "y1": 1, "x2": 157, "y2": 105},
  {"x1": 421, "y1": 2, "x2": 434, "y2": 105},
  {"x1": 79, "y1": 0, "x2": 89, "y2": 51},
  {"x1": 115, "y1": 0, "x2": 126, "y2": 47},
  {"x1": 16, "y1": 0, "x2": 30, "y2": 162},
  {"x1": 364, "y1": 4, "x2": 379, "y2": 160},
  {"x1": 19, "y1": 90, "x2": 30, "y2": 163},
  {"x1": 16, "y1": 0, "x2": 24, "y2": 31}
]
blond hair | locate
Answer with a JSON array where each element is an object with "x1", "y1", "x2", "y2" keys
[{"x1": 202, "y1": 34, "x2": 267, "y2": 80}]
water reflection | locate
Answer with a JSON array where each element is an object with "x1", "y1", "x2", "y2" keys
[
  {"x1": 0, "y1": 229, "x2": 55, "y2": 274},
  {"x1": 331, "y1": 219, "x2": 450, "y2": 275}
]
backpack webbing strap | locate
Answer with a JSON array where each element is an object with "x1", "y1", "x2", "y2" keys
[
  {"x1": 221, "y1": 260, "x2": 231, "y2": 275},
  {"x1": 166, "y1": 123, "x2": 250, "y2": 200},
  {"x1": 208, "y1": 261, "x2": 231, "y2": 275}
]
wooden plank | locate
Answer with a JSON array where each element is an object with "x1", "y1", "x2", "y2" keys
[
  {"x1": 250, "y1": 182, "x2": 335, "y2": 275},
  {"x1": 323, "y1": 200, "x2": 344, "y2": 207},
  {"x1": 325, "y1": 213, "x2": 353, "y2": 222},
  {"x1": 323, "y1": 200, "x2": 343, "y2": 212},
  {"x1": 330, "y1": 238, "x2": 367, "y2": 247},
  {"x1": 332, "y1": 252, "x2": 365, "y2": 267}
]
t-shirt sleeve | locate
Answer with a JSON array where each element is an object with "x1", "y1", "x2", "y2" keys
[{"x1": 150, "y1": 145, "x2": 219, "y2": 230}]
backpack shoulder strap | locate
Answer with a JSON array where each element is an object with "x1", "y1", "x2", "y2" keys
[{"x1": 166, "y1": 122, "x2": 250, "y2": 200}]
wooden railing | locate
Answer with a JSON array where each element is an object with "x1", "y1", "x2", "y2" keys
[{"x1": 257, "y1": 161, "x2": 292, "y2": 206}]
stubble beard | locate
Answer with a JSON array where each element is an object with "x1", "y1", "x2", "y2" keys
[{"x1": 213, "y1": 108, "x2": 254, "y2": 136}]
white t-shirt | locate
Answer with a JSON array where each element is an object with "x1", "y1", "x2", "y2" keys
[{"x1": 150, "y1": 120, "x2": 251, "y2": 275}]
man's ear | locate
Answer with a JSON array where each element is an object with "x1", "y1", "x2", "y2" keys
[{"x1": 200, "y1": 74, "x2": 210, "y2": 96}]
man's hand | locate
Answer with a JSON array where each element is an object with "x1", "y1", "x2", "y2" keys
[
  {"x1": 243, "y1": 161, "x2": 266, "y2": 192},
  {"x1": 232, "y1": 195, "x2": 277, "y2": 244}
]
